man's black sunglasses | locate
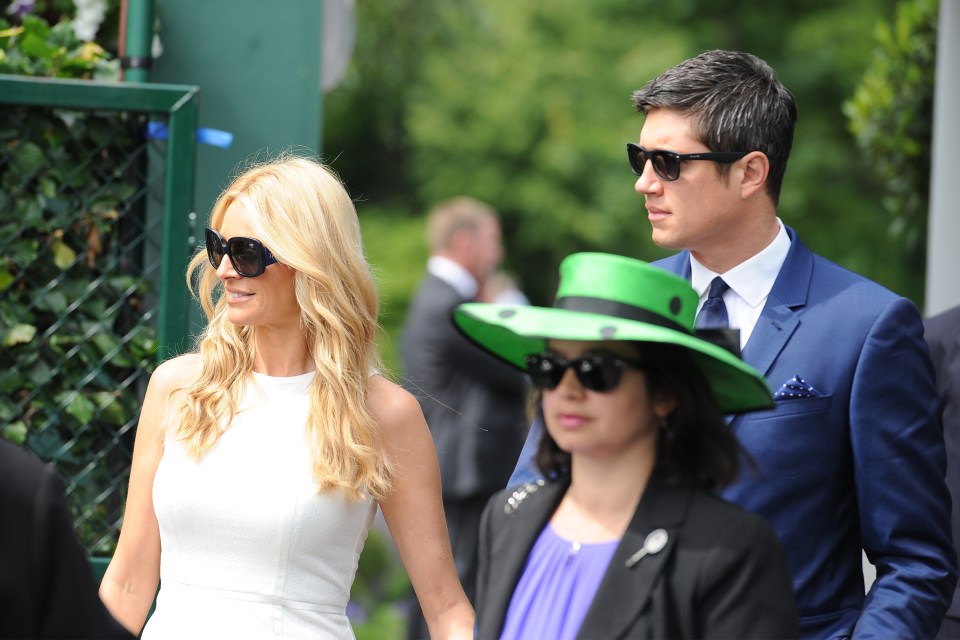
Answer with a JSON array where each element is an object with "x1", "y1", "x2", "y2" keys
[
  {"x1": 523, "y1": 353, "x2": 643, "y2": 393},
  {"x1": 626, "y1": 143, "x2": 748, "y2": 182},
  {"x1": 204, "y1": 227, "x2": 278, "y2": 278}
]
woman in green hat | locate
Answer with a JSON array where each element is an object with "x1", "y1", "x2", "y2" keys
[{"x1": 454, "y1": 252, "x2": 798, "y2": 639}]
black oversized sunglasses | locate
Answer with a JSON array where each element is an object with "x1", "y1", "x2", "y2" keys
[
  {"x1": 523, "y1": 353, "x2": 643, "y2": 393},
  {"x1": 204, "y1": 227, "x2": 278, "y2": 278},
  {"x1": 626, "y1": 143, "x2": 748, "y2": 181}
]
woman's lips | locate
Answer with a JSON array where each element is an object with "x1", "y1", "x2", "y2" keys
[
  {"x1": 556, "y1": 413, "x2": 588, "y2": 428},
  {"x1": 226, "y1": 290, "x2": 254, "y2": 302}
]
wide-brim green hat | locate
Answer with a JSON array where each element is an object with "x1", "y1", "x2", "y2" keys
[{"x1": 453, "y1": 252, "x2": 772, "y2": 413}]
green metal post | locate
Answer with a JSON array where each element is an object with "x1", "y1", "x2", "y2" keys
[
  {"x1": 158, "y1": 89, "x2": 199, "y2": 359},
  {"x1": 124, "y1": 0, "x2": 155, "y2": 83},
  {"x1": 1, "y1": 75, "x2": 200, "y2": 554}
]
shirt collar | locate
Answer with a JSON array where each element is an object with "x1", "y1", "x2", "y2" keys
[
  {"x1": 427, "y1": 255, "x2": 479, "y2": 299},
  {"x1": 690, "y1": 218, "x2": 791, "y2": 308}
]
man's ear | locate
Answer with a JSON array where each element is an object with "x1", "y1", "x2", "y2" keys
[{"x1": 739, "y1": 151, "x2": 769, "y2": 199}]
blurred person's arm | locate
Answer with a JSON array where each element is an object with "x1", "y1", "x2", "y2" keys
[
  {"x1": 0, "y1": 439, "x2": 133, "y2": 639},
  {"x1": 506, "y1": 416, "x2": 544, "y2": 488}
]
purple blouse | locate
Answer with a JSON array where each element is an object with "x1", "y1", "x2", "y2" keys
[{"x1": 499, "y1": 523, "x2": 619, "y2": 640}]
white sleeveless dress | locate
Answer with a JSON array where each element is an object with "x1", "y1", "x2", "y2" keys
[{"x1": 142, "y1": 371, "x2": 376, "y2": 639}]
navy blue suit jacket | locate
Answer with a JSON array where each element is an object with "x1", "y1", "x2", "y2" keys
[{"x1": 509, "y1": 228, "x2": 956, "y2": 638}]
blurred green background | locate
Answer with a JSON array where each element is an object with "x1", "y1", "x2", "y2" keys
[
  {"x1": 2, "y1": 0, "x2": 936, "y2": 371},
  {"x1": 321, "y1": 0, "x2": 936, "y2": 375}
]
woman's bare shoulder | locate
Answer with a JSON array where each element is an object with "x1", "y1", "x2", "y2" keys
[
  {"x1": 136, "y1": 354, "x2": 203, "y2": 442},
  {"x1": 367, "y1": 373, "x2": 426, "y2": 432},
  {"x1": 150, "y1": 353, "x2": 202, "y2": 393}
]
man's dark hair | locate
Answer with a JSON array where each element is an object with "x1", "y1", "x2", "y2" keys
[
  {"x1": 535, "y1": 341, "x2": 744, "y2": 490},
  {"x1": 631, "y1": 49, "x2": 797, "y2": 206}
]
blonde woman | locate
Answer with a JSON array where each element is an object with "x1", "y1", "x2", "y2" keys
[{"x1": 100, "y1": 156, "x2": 473, "y2": 639}]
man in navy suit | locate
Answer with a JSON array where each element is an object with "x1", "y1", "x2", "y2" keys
[{"x1": 509, "y1": 50, "x2": 955, "y2": 638}]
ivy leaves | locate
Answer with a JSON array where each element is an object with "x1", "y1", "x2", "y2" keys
[
  {"x1": 1, "y1": 12, "x2": 155, "y2": 553},
  {"x1": 0, "y1": 14, "x2": 113, "y2": 78}
]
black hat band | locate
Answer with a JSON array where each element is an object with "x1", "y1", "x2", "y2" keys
[{"x1": 555, "y1": 296, "x2": 690, "y2": 335}]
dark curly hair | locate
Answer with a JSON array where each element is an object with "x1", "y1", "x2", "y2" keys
[{"x1": 534, "y1": 341, "x2": 746, "y2": 490}]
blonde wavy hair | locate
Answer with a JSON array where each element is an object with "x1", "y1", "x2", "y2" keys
[{"x1": 175, "y1": 155, "x2": 394, "y2": 500}]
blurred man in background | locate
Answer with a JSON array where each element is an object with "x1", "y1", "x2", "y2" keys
[{"x1": 401, "y1": 197, "x2": 528, "y2": 637}]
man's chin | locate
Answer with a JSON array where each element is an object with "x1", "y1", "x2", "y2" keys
[{"x1": 650, "y1": 229, "x2": 682, "y2": 251}]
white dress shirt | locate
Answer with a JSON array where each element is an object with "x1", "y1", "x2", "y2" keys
[
  {"x1": 427, "y1": 255, "x2": 479, "y2": 300},
  {"x1": 690, "y1": 219, "x2": 791, "y2": 349}
]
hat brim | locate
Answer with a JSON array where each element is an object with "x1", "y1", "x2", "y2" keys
[{"x1": 453, "y1": 303, "x2": 773, "y2": 414}]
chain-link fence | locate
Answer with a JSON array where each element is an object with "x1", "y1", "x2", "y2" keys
[{"x1": 0, "y1": 75, "x2": 198, "y2": 555}]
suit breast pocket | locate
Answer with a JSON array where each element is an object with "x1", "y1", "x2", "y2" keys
[
  {"x1": 752, "y1": 394, "x2": 832, "y2": 420},
  {"x1": 737, "y1": 394, "x2": 839, "y2": 477}
]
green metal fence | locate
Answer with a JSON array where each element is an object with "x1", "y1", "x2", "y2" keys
[{"x1": 0, "y1": 75, "x2": 198, "y2": 554}]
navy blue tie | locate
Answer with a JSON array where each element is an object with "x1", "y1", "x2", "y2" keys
[{"x1": 696, "y1": 277, "x2": 730, "y2": 329}]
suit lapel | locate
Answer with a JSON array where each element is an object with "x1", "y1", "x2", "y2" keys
[
  {"x1": 740, "y1": 229, "x2": 811, "y2": 375},
  {"x1": 577, "y1": 479, "x2": 694, "y2": 640}
]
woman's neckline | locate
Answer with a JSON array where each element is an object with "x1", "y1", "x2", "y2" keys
[
  {"x1": 251, "y1": 370, "x2": 316, "y2": 384},
  {"x1": 547, "y1": 522, "x2": 620, "y2": 548}
]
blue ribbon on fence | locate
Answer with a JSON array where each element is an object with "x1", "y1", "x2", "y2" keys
[{"x1": 145, "y1": 121, "x2": 234, "y2": 149}]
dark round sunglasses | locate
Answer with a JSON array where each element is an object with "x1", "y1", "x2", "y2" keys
[
  {"x1": 626, "y1": 142, "x2": 748, "y2": 182},
  {"x1": 523, "y1": 353, "x2": 643, "y2": 393},
  {"x1": 204, "y1": 227, "x2": 278, "y2": 278}
]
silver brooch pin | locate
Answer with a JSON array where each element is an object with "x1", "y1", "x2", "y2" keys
[
  {"x1": 504, "y1": 479, "x2": 547, "y2": 514},
  {"x1": 624, "y1": 528, "x2": 669, "y2": 568}
]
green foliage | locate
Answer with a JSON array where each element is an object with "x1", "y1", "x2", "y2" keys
[
  {"x1": 0, "y1": 13, "x2": 115, "y2": 78},
  {"x1": 1, "y1": 14, "x2": 156, "y2": 553},
  {"x1": 349, "y1": 528, "x2": 412, "y2": 640},
  {"x1": 403, "y1": 1, "x2": 676, "y2": 302},
  {"x1": 359, "y1": 206, "x2": 428, "y2": 375},
  {"x1": 322, "y1": 0, "x2": 453, "y2": 208},
  {"x1": 0, "y1": 0, "x2": 123, "y2": 51},
  {"x1": 844, "y1": 0, "x2": 938, "y2": 303}
]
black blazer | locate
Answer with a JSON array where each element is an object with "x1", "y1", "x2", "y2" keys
[
  {"x1": 926, "y1": 305, "x2": 960, "y2": 620},
  {"x1": 476, "y1": 474, "x2": 799, "y2": 639},
  {"x1": 0, "y1": 439, "x2": 132, "y2": 639},
  {"x1": 400, "y1": 273, "x2": 528, "y2": 499}
]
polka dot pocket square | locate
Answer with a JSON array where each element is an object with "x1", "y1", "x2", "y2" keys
[{"x1": 774, "y1": 375, "x2": 822, "y2": 401}]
